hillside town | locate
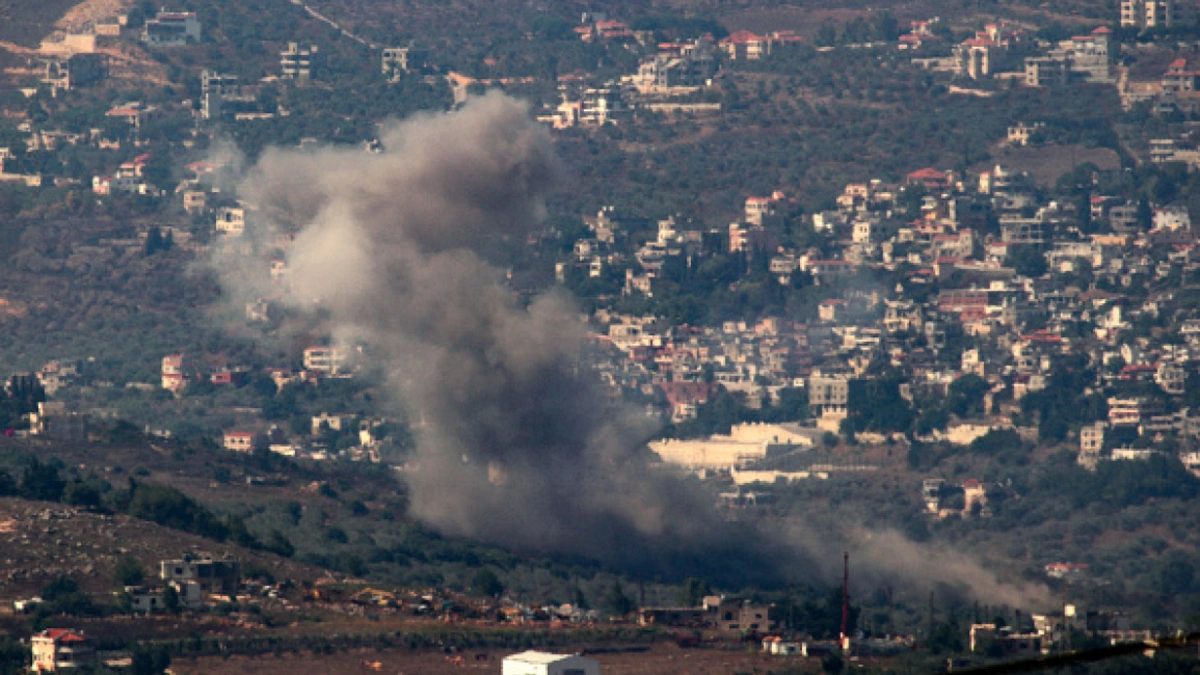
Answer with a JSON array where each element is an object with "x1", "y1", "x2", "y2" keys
[{"x1": 2, "y1": 0, "x2": 1200, "y2": 672}]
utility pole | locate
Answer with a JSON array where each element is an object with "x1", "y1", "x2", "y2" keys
[{"x1": 840, "y1": 551, "x2": 850, "y2": 651}]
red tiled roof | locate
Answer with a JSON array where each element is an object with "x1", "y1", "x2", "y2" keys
[
  {"x1": 907, "y1": 167, "x2": 947, "y2": 180},
  {"x1": 721, "y1": 30, "x2": 768, "y2": 45},
  {"x1": 659, "y1": 381, "x2": 719, "y2": 405},
  {"x1": 40, "y1": 629, "x2": 87, "y2": 642}
]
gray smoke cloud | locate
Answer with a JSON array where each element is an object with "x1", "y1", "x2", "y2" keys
[
  {"x1": 212, "y1": 92, "x2": 1049, "y2": 607},
  {"x1": 217, "y1": 92, "x2": 776, "y2": 577}
]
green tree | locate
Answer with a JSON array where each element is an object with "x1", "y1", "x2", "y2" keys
[
  {"x1": 21, "y1": 459, "x2": 65, "y2": 502},
  {"x1": 114, "y1": 555, "x2": 145, "y2": 587},
  {"x1": 265, "y1": 530, "x2": 295, "y2": 558},
  {"x1": 131, "y1": 647, "x2": 171, "y2": 675},
  {"x1": 946, "y1": 374, "x2": 989, "y2": 417},
  {"x1": 0, "y1": 470, "x2": 16, "y2": 497},
  {"x1": 603, "y1": 580, "x2": 636, "y2": 616},
  {"x1": 470, "y1": 568, "x2": 504, "y2": 598},
  {"x1": 678, "y1": 577, "x2": 712, "y2": 607},
  {"x1": 1007, "y1": 245, "x2": 1047, "y2": 278},
  {"x1": 63, "y1": 481, "x2": 102, "y2": 509}
]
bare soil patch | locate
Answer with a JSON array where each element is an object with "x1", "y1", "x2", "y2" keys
[{"x1": 976, "y1": 144, "x2": 1121, "y2": 187}]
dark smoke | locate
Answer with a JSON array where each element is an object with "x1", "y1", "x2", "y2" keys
[
  {"x1": 225, "y1": 92, "x2": 783, "y2": 581},
  {"x1": 215, "y1": 92, "x2": 1049, "y2": 605}
]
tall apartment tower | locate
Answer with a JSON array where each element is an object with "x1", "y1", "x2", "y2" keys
[{"x1": 1121, "y1": 0, "x2": 1174, "y2": 29}]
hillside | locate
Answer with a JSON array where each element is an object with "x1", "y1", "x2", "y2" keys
[
  {"x1": 0, "y1": 497, "x2": 325, "y2": 599},
  {"x1": 0, "y1": 0, "x2": 83, "y2": 47}
]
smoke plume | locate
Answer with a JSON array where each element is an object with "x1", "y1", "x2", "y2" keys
[
  {"x1": 216, "y1": 93, "x2": 777, "y2": 578},
  {"x1": 214, "y1": 92, "x2": 1049, "y2": 607}
]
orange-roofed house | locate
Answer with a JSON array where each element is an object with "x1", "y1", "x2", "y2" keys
[
  {"x1": 594, "y1": 19, "x2": 633, "y2": 40},
  {"x1": 32, "y1": 629, "x2": 94, "y2": 671},
  {"x1": 105, "y1": 104, "x2": 152, "y2": 129},
  {"x1": 224, "y1": 431, "x2": 265, "y2": 452},
  {"x1": 906, "y1": 167, "x2": 950, "y2": 190},
  {"x1": 720, "y1": 30, "x2": 772, "y2": 60}
]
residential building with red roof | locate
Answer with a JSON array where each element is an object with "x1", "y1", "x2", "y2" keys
[
  {"x1": 906, "y1": 168, "x2": 950, "y2": 190},
  {"x1": 32, "y1": 629, "x2": 93, "y2": 671}
]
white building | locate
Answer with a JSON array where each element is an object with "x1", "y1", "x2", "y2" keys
[
  {"x1": 215, "y1": 207, "x2": 246, "y2": 235},
  {"x1": 648, "y1": 422, "x2": 816, "y2": 470},
  {"x1": 31, "y1": 629, "x2": 94, "y2": 672},
  {"x1": 161, "y1": 353, "x2": 189, "y2": 393},
  {"x1": 303, "y1": 346, "x2": 349, "y2": 374},
  {"x1": 502, "y1": 651, "x2": 600, "y2": 675},
  {"x1": 1152, "y1": 206, "x2": 1190, "y2": 232}
]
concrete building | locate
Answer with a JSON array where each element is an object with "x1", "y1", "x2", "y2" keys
[
  {"x1": 199, "y1": 70, "x2": 241, "y2": 120},
  {"x1": 808, "y1": 374, "x2": 855, "y2": 431},
  {"x1": 1007, "y1": 121, "x2": 1045, "y2": 146},
  {"x1": 223, "y1": 431, "x2": 265, "y2": 453},
  {"x1": 28, "y1": 401, "x2": 87, "y2": 439},
  {"x1": 1108, "y1": 397, "x2": 1158, "y2": 426},
  {"x1": 143, "y1": 11, "x2": 201, "y2": 45},
  {"x1": 126, "y1": 580, "x2": 203, "y2": 612},
  {"x1": 633, "y1": 41, "x2": 717, "y2": 92},
  {"x1": 215, "y1": 207, "x2": 246, "y2": 235},
  {"x1": 304, "y1": 346, "x2": 349, "y2": 374},
  {"x1": 649, "y1": 437, "x2": 779, "y2": 470},
  {"x1": 160, "y1": 556, "x2": 241, "y2": 593},
  {"x1": 1121, "y1": 0, "x2": 1174, "y2": 29},
  {"x1": 640, "y1": 597, "x2": 778, "y2": 635},
  {"x1": 281, "y1": 43, "x2": 320, "y2": 81},
  {"x1": 1156, "y1": 361, "x2": 1186, "y2": 395},
  {"x1": 382, "y1": 47, "x2": 428, "y2": 80},
  {"x1": 161, "y1": 353, "x2": 189, "y2": 393},
  {"x1": 31, "y1": 629, "x2": 94, "y2": 672},
  {"x1": 1079, "y1": 422, "x2": 1106, "y2": 469},
  {"x1": 39, "y1": 54, "x2": 105, "y2": 93},
  {"x1": 502, "y1": 651, "x2": 600, "y2": 675},
  {"x1": 1024, "y1": 29, "x2": 1112, "y2": 86},
  {"x1": 579, "y1": 86, "x2": 628, "y2": 126},
  {"x1": 648, "y1": 423, "x2": 816, "y2": 471}
]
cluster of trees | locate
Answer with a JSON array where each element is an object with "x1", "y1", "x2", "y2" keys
[
  {"x1": 1019, "y1": 355, "x2": 1107, "y2": 442},
  {"x1": 814, "y1": 13, "x2": 902, "y2": 47},
  {"x1": 0, "y1": 458, "x2": 281, "y2": 554},
  {"x1": 0, "y1": 375, "x2": 45, "y2": 431}
]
